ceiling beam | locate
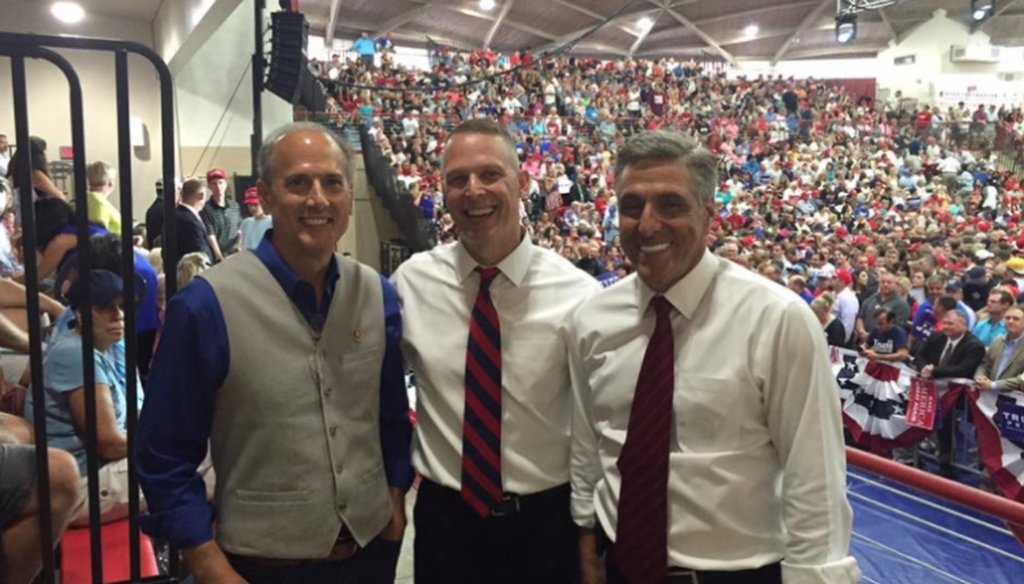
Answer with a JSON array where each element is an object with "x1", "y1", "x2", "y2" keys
[
  {"x1": 655, "y1": 1, "x2": 736, "y2": 65},
  {"x1": 878, "y1": 8, "x2": 896, "y2": 42},
  {"x1": 629, "y1": 9, "x2": 664, "y2": 57},
  {"x1": 692, "y1": 0, "x2": 820, "y2": 27},
  {"x1": 571, "y1": 42, "x2": 632, "y2": 57},
  {"x1": 973, "y1": 0, "x2": 1021, "y2": 32},
  {"x1": 549, "y1": 0, "x2": 603, "y2": 20},
  {"x1": 716, "y1": 26, "x2": 802, "y2": 47},
  {"x1": 771, "y1": 0, "x2": 831, "y2": 65},
  {"x1": 376, "y1": 1, "x2": 439, "y2": 36},
  {"x1": 484, "y1": 0, "x2": 516, "y2": 48},
  {"x1": 535, "y1": 6, "x2": 663, "y2": 52},
  {"x1": 325, "y1": 0, "x2": 342, "y2": 45},
  {"x1": 426, "y1": 2, "x2": 558, "y2": 41},
  {"x1": 547, "y1": 0, "x2": 649, "y2": 38}
]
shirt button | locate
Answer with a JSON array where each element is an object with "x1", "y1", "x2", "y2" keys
[
  {"x1": 323, "y1": 388, "x2": 332, "y2": 397},
  {"x1": 335, "y1": 463, "x2": 343, "y2": 474},
  {"x1": 337, "y1": 503, "x2": 346, "y2": 512},
  {"x1": 329, "y1": 425, "x2": 338, "y2": 437}
]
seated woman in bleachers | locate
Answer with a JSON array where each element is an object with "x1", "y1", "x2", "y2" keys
[
  {"x1": 26, "y1": 269, "x2": 138, "y2": 526},
  {"x1": 32, "y1": 197, "x2": 107, "y2": 286}
]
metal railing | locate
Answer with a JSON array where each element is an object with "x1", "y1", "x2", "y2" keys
[{"x1": 0, "y1": 32, "x2": 178, "y2": 584}]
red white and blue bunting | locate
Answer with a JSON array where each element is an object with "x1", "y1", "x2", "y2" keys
[{"x1": 829, "y1": 347, "x2": 1024, "y2": 503}]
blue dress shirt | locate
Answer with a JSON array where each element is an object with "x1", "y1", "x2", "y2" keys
[{"x1": 135, "y1": 233, "x2": 412, "y2": 549}]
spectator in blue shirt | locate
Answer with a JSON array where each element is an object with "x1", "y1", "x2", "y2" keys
[
  {"x1": 864, "y1": 307, "x2": 909, "y2": 363},
  {"x1": 237, "y1": 187, "x2": 273, "y2": 251},
  {"x1": 26, "y1": 270, "x2": 141, "y2": 526},
  {"x1": 350, "y1": 32, "x2": 376, "y2": 69},
  {"x1": 135, "y1": 123, "x2": 412, "y2": 584},
  {"x1": 972, "y1": 288, "x2": 1013, "y2": 347}
]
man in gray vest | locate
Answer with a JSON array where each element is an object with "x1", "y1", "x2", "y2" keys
[{"x1": 136, "y1": 122, "x2": 412, "y2": 584}]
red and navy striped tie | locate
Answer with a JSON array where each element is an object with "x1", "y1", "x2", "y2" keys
[
  {"x1": 615, "y1": 296, "x2": 674, "y2": 584},
  {"x1": 461, "y1": 267, "x2": 503, "y2": 517}
]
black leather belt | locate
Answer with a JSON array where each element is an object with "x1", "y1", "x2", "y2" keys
[
  {"x1": 420, "y1": 478, "x2": 570, "y2": 518},
  {"x1": 662, "y1": 562, "x2": 781, "y2": 584}
]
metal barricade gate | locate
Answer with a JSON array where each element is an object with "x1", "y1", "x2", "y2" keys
[{"x1": 0, "y1": 32, "x2": 179, "y2": 584}]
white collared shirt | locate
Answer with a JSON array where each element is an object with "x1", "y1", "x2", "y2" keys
[
  {"x1": 569, "y1": 250, "x2": 860, "y2": 582},
  {"x1": 392, "y1": 236, "x2": 601, "y2": 494}
]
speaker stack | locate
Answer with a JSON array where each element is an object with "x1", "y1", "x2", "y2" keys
[{"x1": 266, "y1": 11, "x2": 327, "y2": 112}]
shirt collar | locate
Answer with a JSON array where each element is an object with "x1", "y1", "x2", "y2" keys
[
  {"x1": 637, "y1": 248, "x2": 718, "y2": 319},
  {"x1": 254, "y1": 230, "x2": 340, "y2": 299},
  {"x1": 454, "y1": 230, "x2": 533, "y2": 288}
]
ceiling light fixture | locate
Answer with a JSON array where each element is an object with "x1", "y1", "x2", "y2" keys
[
  {"x1": 51, "y1": 1, "x2": 85, "y2": 24},
  {"x1": 835, "y1": 12, "x2": 857, "y2": 44},
  {"x1": 637, "y1": 16, "x2": 654, "y2": 31},
  {"x1": 744, "y1": 24, "x2": 759, "y2": 37},
  {"x1": 971, "y1": 0, "x2": 995, "y2": 21},
  {"x1": 479, "y1": 0, "x2": 496, "y2": 11}
]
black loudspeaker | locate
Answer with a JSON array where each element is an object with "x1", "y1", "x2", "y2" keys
[
  {"x1": 297, "y1": 67, "x2": 328, "y2": 112},
  {"x1": 266, "y1": 11, "x2": 308, "y2": 104}
]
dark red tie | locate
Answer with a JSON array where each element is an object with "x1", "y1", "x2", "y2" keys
[
  {"x1": 461, "y1": 267, "x2": 503, "y2": 517},
  {"x1": 615, "y1": 296, "x2": 674, "y2": 584}
]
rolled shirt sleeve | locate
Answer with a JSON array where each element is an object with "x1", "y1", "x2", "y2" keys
[
  {"x1": 135, "y1": 279, "x2": 229, "y2": 549},
  {"x1": 764, "y1": 301, "x2": 861, "y2": 584}
]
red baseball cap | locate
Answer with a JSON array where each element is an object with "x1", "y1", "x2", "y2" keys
[
  {"x1": 835, "y1": 269, "x2": 853, "y2": 285},
  {"x1": 206, "y1": 168, "x2": 227, "y2": 181},
  {"x1": 243, "y1": 187, "x2": 259, "y2": 204}
]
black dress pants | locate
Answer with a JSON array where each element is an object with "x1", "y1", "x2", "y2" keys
[
  {"x1": 414, "y1": 479, "x2": 579, "y2": 584},
  {"x1": 227, "y1": 537, "x2": 401, "y2": 584}
]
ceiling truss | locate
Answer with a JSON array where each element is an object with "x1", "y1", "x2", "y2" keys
[{"x1": 315, "y1": 0, "x2": 1021, "y2": 64}]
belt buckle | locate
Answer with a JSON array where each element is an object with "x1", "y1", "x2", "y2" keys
[{"x1": 490, "y1": 495, "x2": 520, "y2": 517}]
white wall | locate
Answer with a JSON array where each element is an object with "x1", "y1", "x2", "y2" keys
[
  {"x1": 876, "y1": 9, "x2": 1005, "y2": 105},
  {"x1": 173, "y1": 0, "x2": 292, "y2": 173},
  {"x1": 0, "y1": 1, "x2": 164, "y2": 223},
  {"x1": 153, "y1": 0, "x2": 242, "y2": 74}
]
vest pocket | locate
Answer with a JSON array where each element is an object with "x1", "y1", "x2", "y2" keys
[{"x1": 235, "y1": 488, "x2": 311, "y2": 505}]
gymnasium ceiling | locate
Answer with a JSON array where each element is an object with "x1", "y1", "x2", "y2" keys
[{"x1": 300, "y1": 0, "x2": 1024, "y2": 64}]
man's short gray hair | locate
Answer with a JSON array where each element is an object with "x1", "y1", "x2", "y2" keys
[
  {"x1": 945, "y1": 309, "x2": 968, "y2": 326},
  {"x1": 257, "y1": 122, "x2": 354, "y2": 189},
  {"x1": 614, "y1": 130, "x2": 717, "y2": 205}
]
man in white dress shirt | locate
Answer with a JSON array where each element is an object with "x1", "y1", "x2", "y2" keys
[
  {"x1": 568, "y1": 131, "x2": 860, "y2": 584},
  {"x1": 392, "y1": 118, "x2": 600, "y2": 584}
]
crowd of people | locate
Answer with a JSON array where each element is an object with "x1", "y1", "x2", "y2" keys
[
  {"x1": 311, "y1": 41, "x2": 1024, "y2": 335},
  {"x1": 0, "y1": 32, "x2": 1021, "y2": 583}
]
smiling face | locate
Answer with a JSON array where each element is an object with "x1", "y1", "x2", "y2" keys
[
  {"x1": 258, "y1": 129, "x2": 352, "y2": 267},
  {"x1": 618, "y1": 161, "x2": 713, "y2": 293},
  {"x1": 442, "y1": 132, "x2": 527, "y2": 266}
]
